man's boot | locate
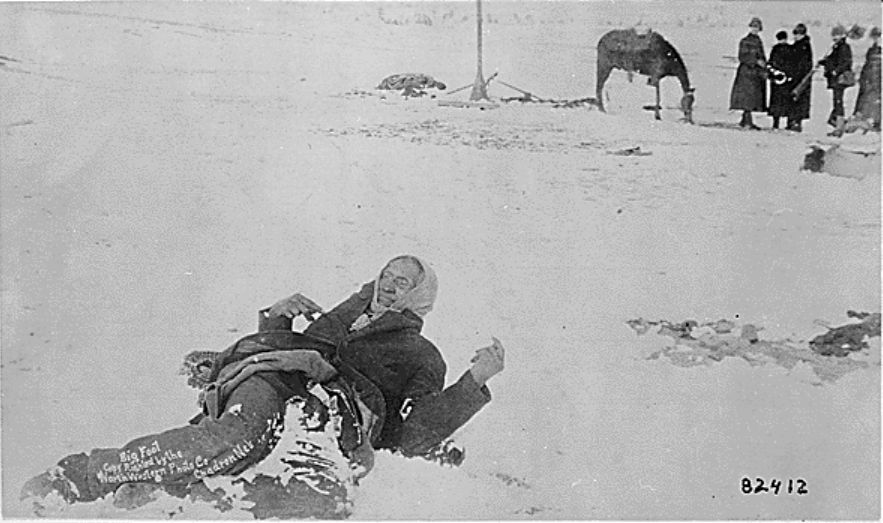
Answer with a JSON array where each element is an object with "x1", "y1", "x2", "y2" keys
[
  {"x1": 739, "y1": 111, "x2": 760, "y2": 130},
  {"x1": 827, "y1": 116, "x2": 846, "y2": 137},
  {"x1": 20, "y1": 453, "x2": 93, "y2": 504},
  {"x1": 827, "y1": 110, "x2": 839, "y2": 127}
]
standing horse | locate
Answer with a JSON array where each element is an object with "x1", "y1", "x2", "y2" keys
[{"x1": 596, "y1": 29, "x2": 695, "y2": 123}]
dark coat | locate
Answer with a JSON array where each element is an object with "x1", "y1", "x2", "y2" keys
[
  {"x1": 730, "y1": 33, "x2": 768, "y2": 111},
  {"x1": 258, "y1": 283, "x2": 491, "y2": 456},
  {"x1": 767, "y1": 42, "x2": 794, "y2": 117},
  {"x1": 789, "y1": 36, "x2": 814, "y2": 119},
  {"x1": 854, "y1": 43, "x2": 881, "y2": 124},
  {"x1": 820, "y1": 38, "x2": 853, "y2": 89}
]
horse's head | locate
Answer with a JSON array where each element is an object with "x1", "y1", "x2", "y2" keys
[{"x1": 680, "y1": 87, "x2": 695, "y2": 124}]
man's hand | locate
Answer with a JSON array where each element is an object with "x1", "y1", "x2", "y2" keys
[
  {"x1": 469, "y1": 337, "x2": 505, "y2": 387},
  {"x1": 258, "y1": 350, "x2": 338, "y2": 382},
  {"x1": 218, "y1": 349, "x2": 338, "y2": 387},
  {"x1": 268, "y1": 293, "x2": 324, "y2": 322}
]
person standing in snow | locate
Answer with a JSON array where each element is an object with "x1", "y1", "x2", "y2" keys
[
  {"x1": 21, "y1": 255, "x2": 505, "y2": 510},
  {"x1": 853, "y1": 26, "x2": 880, "y2": 130},
  {"x1": 730, "y1": 17, "x2": 768, "y2": 129},
  {"x1": 787, "y1": 23, "x2": 814, "y2": 132},
  {"x1": 819, "y1": 24, "x2": 854, "y2": 127},
  {"x1": 767, "y1": 30, "x2": 794, "y2": 130}
]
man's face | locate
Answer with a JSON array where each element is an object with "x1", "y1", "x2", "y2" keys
[{"x1": 377, "y1": 258, "x2": 422, "y2": 307}]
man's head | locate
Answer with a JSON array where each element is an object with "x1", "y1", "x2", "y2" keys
[
  {"x1": 749, "y1": 17, "x2": 763, "y2": 33},
  {"x1": 831, "y1": 24, "x2": 846, "y2": 41},
  {"x1": 776, "y1": 30, "x2": 788, "y2": 42},
  {"x1": 377, "y1": 256, "x2": 424, "y2": 307},
  {"x1": 793, "y1": 23, "x2": 807, "y2": 40},
  {"x1": 870, "y1": 26, "x2": 881, "y2": 42}
]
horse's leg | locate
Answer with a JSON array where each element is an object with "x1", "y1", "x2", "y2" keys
[
  {"x1": 654, "y1": 82, "x2": 661, "y2": 120},
  {"x1": 596, "y1": 62, "x2": 613, "y2": 112}
]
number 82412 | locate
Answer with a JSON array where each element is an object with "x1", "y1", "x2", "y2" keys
[{"x1": 741, "y1": 477, "x2": 808, "y2": 495}]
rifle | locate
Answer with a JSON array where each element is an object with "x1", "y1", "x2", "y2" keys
[
  {"x1": 794, "y1": 46, "x2": 837, "y2": 98},
  {"x1": 791, "y1": 66, "x2": 819, "y2": 99}
]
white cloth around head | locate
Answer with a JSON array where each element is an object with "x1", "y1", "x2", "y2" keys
[
  {"x1": 370, "y1": 255, "x2": 438, "y2": 318},
  {"x1": 350, "y1": 256, "x2": 438, "y2": 331}
]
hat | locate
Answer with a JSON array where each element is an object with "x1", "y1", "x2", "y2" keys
[
  {"x1": 776, "y1": 30, "x2": 788, "y2": 41},
  {"x1": 749, "y1": 17, "x2": 763, "y2": 30},
  {"x1": 793, "y1": 23, "x2": 807, "y2": 35},
  {"x1": 831, "y1": 24, "x2": 846, "y2": 37},
  {"x1": 870, "y1": 26, "x2": 881, "y2": 38}
]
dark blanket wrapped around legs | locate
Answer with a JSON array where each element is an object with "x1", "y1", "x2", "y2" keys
[{"x1": 20, "y1": 376, "x2": 366, "y2": 519}]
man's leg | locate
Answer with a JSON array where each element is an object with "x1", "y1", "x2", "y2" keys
[
  {"x1": 22, "y1": 375, "x2": 294, "y2": 504},
  {"x1": 833, "y1": 87, "x2": 845, "y2": 119},
  {"x1": 829, "y1": 88, "x2": 845, "y2": 125},
  {"x1": 741, "y1": 111, "x2": 760, "y2": 130}
]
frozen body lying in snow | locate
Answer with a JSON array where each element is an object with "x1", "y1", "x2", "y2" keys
[{"x1": 20, "y1": 255, "x2": 506, "y2": 517}]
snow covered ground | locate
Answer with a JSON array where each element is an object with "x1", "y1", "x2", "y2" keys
[{"x1": 1, "y1": 1, "x2": 880, "y2": 519}]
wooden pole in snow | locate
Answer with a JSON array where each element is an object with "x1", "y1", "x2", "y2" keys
[{"x1": 469, "y1": 0, "x2": 489, "y2": 100}]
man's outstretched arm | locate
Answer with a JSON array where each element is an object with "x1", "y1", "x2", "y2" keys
[{"x1": 399, "y1": 339, "x2": 505, "y2": 457}]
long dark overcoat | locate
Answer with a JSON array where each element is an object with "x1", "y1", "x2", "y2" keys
[
  {"x1": 854, "y1": 43, "x2": 881, "y2": 124},
  {"x1": 789, "y1": 36, "x2": 814, "y2": 120},
  {"x1": 767, "y1": 42, "x2": 794, "y2": 117},
  {"x1": 730, "y1": 33, "x2": 767, "y2": 111}
]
